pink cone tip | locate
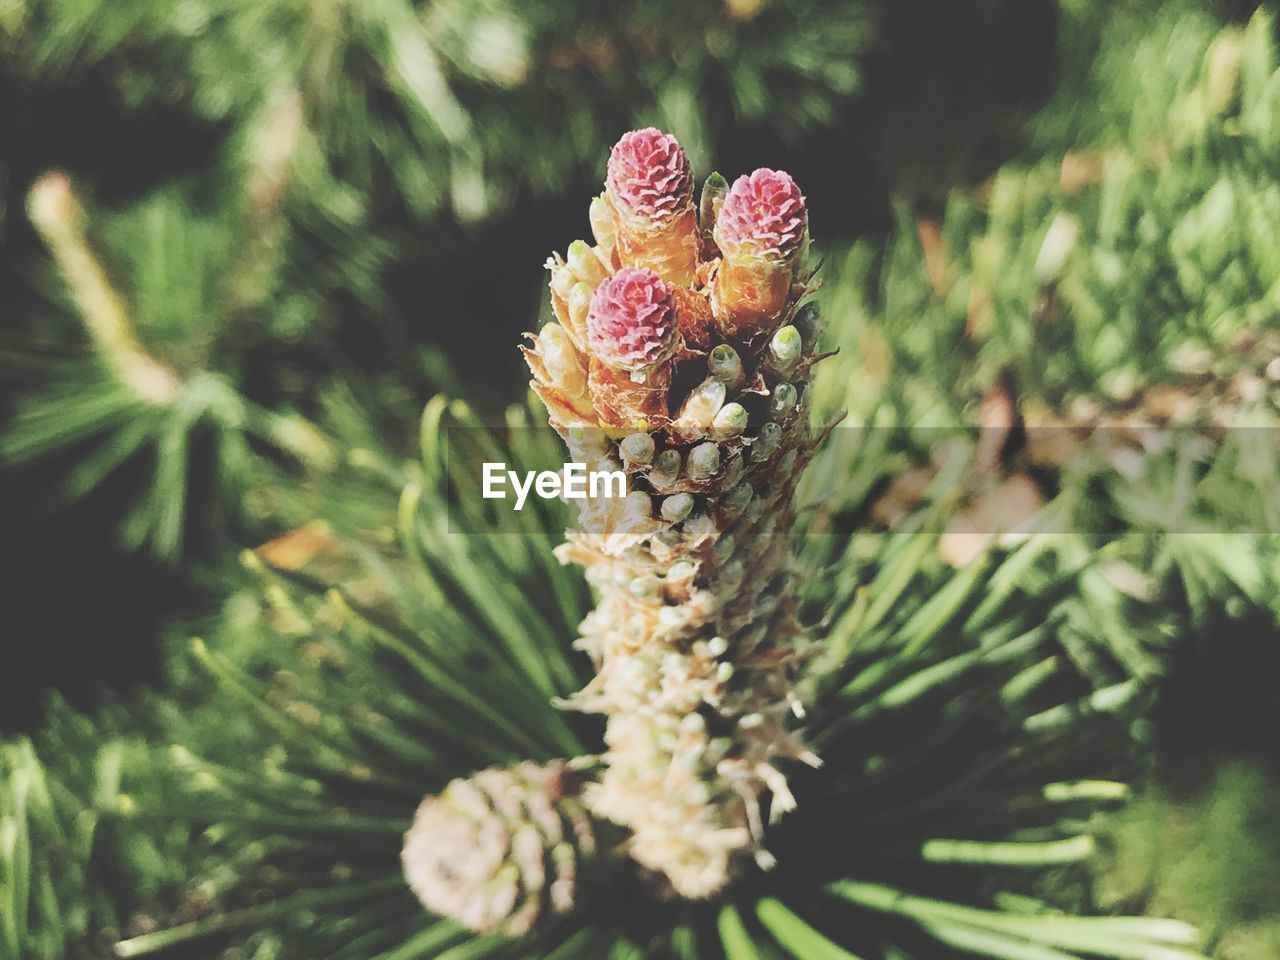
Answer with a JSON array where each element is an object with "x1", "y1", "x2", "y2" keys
[
  {"x1": 714, "y1": 168, "x2": 807, "y2": 263},
  {"x1": 587, "y1": 267, "x2": 679, "y2": 371},
  {"x1": 606, "y1": 128, "x2": 693, "y2": 223}
]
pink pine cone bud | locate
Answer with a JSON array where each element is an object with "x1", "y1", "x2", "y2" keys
[
  {"x1": 714, "y1": 168, "x2": 807, "y2": 264},
  {"x1": 587, "y1": 267, "x2": 679, "y2": 373},
  {"x1": 606, "y1": 128, "x2": 693, "y2": 224}
]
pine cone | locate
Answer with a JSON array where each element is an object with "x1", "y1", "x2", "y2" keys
[
  {"x1": 402, "y1": 761, "x2": 595, "y2": 936},
  {"x1": 524, "y1": 130, "x2": 829, "y2": 898},
  {"x1": 587, "y1": 267, "x2": 680, "y2": 375},
  {"x1": 603, "y1": 127, "x2": 700, "y2": 287},
  {"x1": 711, "y1": 168, "x2": 808, "y2": 339}
]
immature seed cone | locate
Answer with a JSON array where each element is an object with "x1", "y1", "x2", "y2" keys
[
  {"x1": 605, "y1": 128, "x2": 700, "y2": 287},
  {"x1": 402, "y1": 761, "x2": 595, "y2": 936},
  {"x1": 587, "y1": 267, "x2": 680, "y2": 375},
  {"x1": 525, "y1": 131, "x2": 828, "y2": 899},
  {"x1": 711, "y1": 168, "x2": 808, "y2": 339}
]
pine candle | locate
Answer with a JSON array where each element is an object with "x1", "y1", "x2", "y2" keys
[
  {"x1": 404, "y1": 129, "x2": 834, "y2": 930},
  {"x1": 526, "y1": 129, "x2": 828, "y2": 899}
]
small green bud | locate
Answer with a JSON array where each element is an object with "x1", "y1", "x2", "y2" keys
[
  {"x1": 567, "y1": 282, "x2": 593, "y2": 334},
  {"x1": 567, "y1": 238, "x2": 608, "y2": 285},
  {"x1": 707, "y1": 636, "x2": 729, "y2": 657},
  {"x1": 722, "y1": 482, "x2": 754, "y2": 517},
  {"x1": 751, "y1": 421, "x2": 782, "y2": 461},
  {"x1": 620, "y1": 432, "x2": 655, "y2": 465},
  {"x1": 771, "y1": 383, "x2": 798, "y2": 418},
  {"x1": 589, "y1": 194, "x2": 616, "y2": 250},
  {"x1": 550, "y1": 258, "x2": 575, "y2": 300},
  {"x1": 567, "y1": 424, "x2": 607, "y2": 457},
  {"x1": 722, "y1": 453, "x2": 746, "y2": 489},
  {"x1": 712, "y1": 402, "x2": 748, "y2": 439},
  {"x1": 538, "y1": 323, "x2": 580, "y2": 384},
  {"x1": 661, "y1": 493, "x2": 695, "y2": 522},
  {"x1": 699, "y1": 172, "x2": 729, "y2": 249},
  {"x1": 654, "y1": 526, "x2": 682, "y2": 549},
  {"x1": 791, "y1": 302, "x2": 821, "y2": 344},
  {"x1": 686, "y1": 441, "x2": 721, "y2": 479},
  {"x1": 708, "y1": 344, "x2": 745, "y2": 387},
  {"x1": 540, "y1": 320, "x2": 569, "y2": 350},
  {"x1": 650, "y1": 449, "x2": 682, "y2": 487},
  {"x1": 712, "y1": 533, "x2": 736, "y2": 564},
  {"x1": 793, "y1": 383, "x2": 809, "y2": 415},
  {"x1": 623, "y1": 490, "x2": 653, "y2": 522},
  {"x1": 769, "y1": 325, "x2": 802, "y2": 371},
  {"x1": 683, "y1": 510, "x2": 716, "y2": 537},
  {"x1": 715, "y1": 662, "x2": 735, "y2": 684}
]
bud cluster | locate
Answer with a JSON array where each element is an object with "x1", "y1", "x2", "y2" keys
[
  {"x1": 408, "y1": 127, "x2": 829, "y2": 932},
  {"x1": 525, "y1": 129, "x2": 825, "y2": 899}
]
